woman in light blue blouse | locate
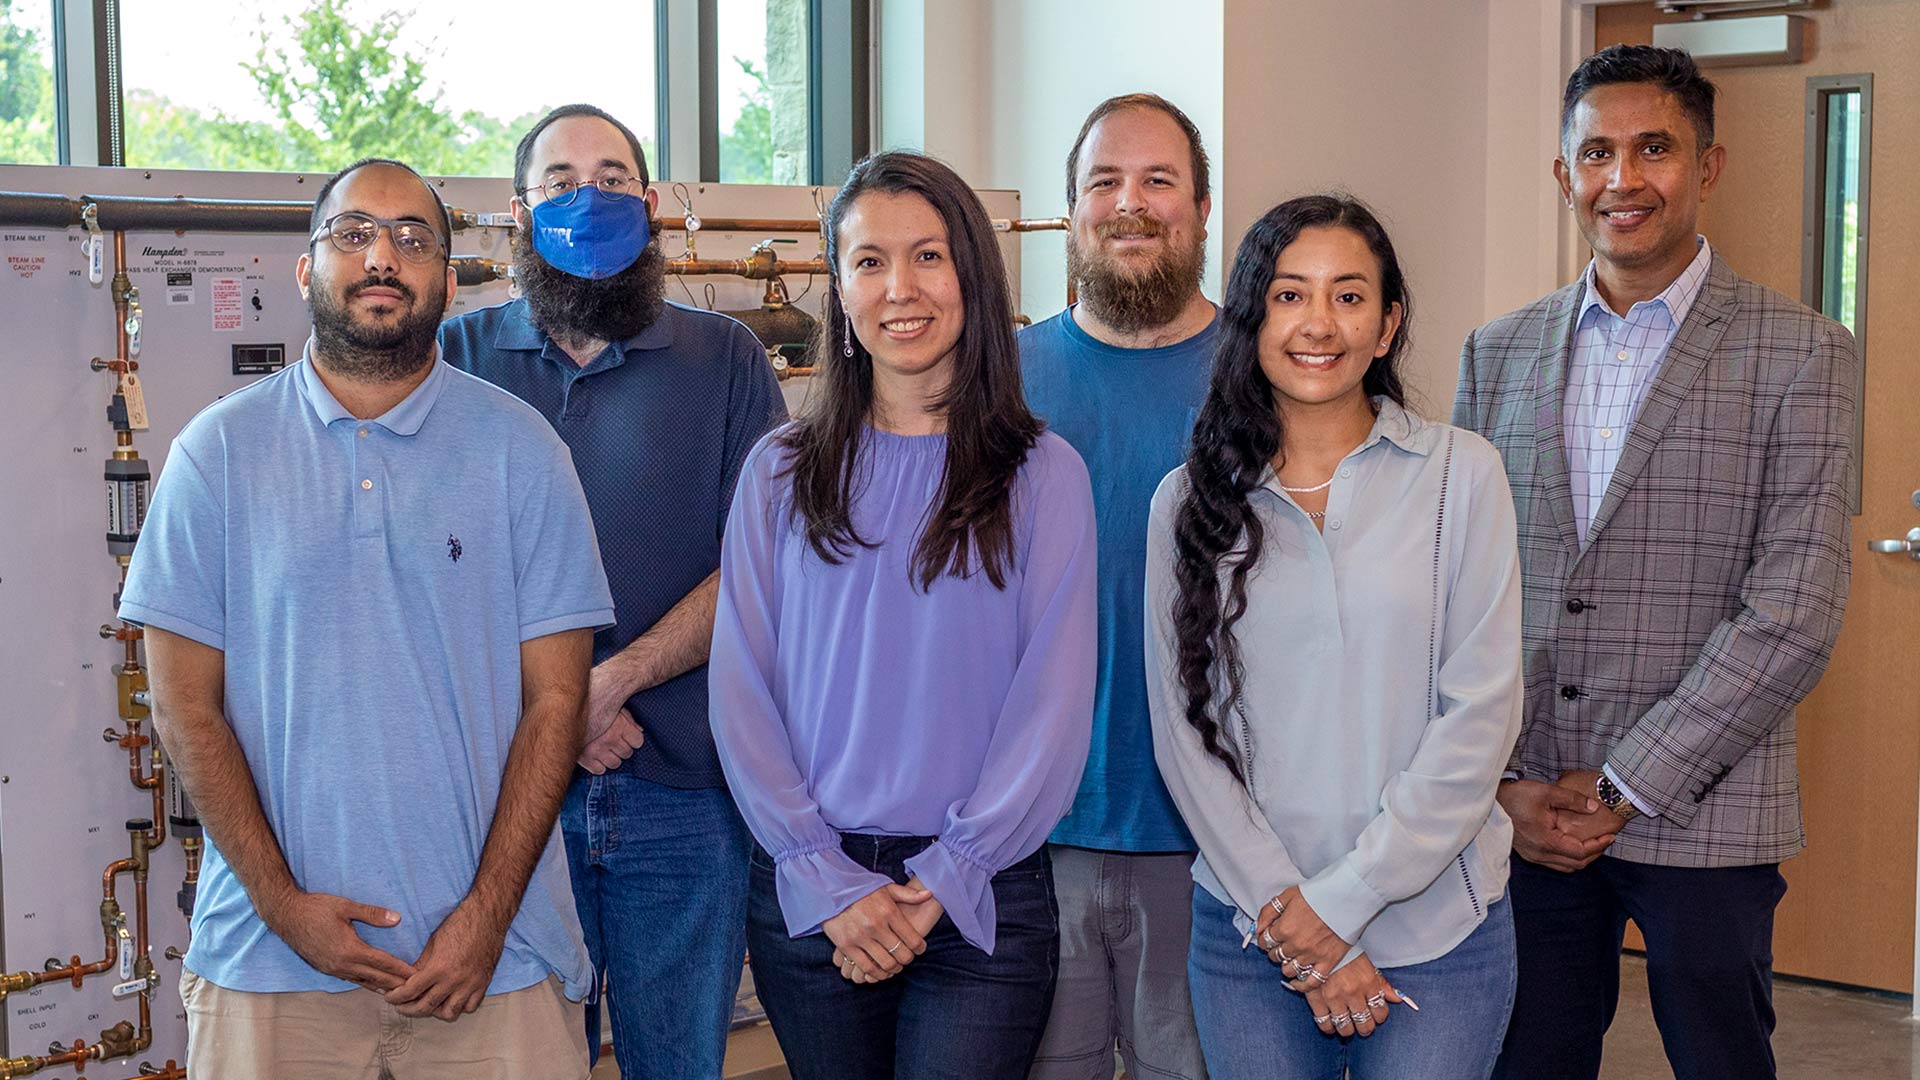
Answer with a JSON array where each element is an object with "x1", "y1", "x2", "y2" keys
[
  {"x1": 708, "y1": 151, "x2": 1097, "y2": 1079},
  {"x1": 1144, "y1": 195, "x2": 1524, "y2": 1079}
]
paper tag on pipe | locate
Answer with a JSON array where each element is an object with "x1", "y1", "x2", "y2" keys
[
  {"x1": 121, "y1": 372, "x2": 150, "y2": 431},
  {"x1": 116, "y1": 925, "x2": 134, "y2": 979},
  {"x1": 111, "y1": 977, "x2": 145, "y2": 999}
]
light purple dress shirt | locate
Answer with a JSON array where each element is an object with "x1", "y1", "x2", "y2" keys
[
  {"x1": 710, "y1": 426, "x2": 1098, "y2": 954},
  {"x1": 1564, "y1": 237, "x2": 1713, "y2": 544}
]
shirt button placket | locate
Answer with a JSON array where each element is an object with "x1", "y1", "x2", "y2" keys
[{"x1": 354, "y1": 428, "x2": 384, "y2": 540}]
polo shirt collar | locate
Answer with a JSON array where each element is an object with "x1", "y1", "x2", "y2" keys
[
  {"x1": 295, "y1": 336, "x2": 449, "y2": 436},
  {"x1": 1577, "y1": 235, "x2": 1713, "y2": 328},
  {"x1": 490, "y1": 296, "x2": 679, "y2": 368}
]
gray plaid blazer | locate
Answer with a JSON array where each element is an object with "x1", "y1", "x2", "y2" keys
[{"x1": 1452, "y1": 252, "x2": 1856, "y2": 867}]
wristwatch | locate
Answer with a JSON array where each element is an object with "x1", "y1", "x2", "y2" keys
[{"x1": 1595, "y1": 772, "x2": 1641, "y2": 822}]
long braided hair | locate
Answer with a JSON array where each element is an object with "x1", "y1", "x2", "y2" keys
[{"x1": 1170, "y1": 195, "x2": 1413, "y2": 782}]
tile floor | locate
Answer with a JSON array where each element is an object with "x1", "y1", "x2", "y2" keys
[{"x1": 594, "y1": 955, "x2": 1920, "y2": 1079}]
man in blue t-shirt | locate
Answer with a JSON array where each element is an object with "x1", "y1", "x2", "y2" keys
[
  {"x1": 1023, "y1": 95, "x2": 1217, "y2": 1080},
  {"x1": 125, "y1": 158, "x2": 613, "y2": 1078},
  {"x1": 439, "y1": 105, "x2": 786, "y2": 1079}
]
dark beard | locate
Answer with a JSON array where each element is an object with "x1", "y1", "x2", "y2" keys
[
  {"x1": 1067, "y1": 217, "x2": 1206, "y2": 335},
  {"x1": 512, "y1": 228, "x2": 668, "y2": 346},
  {"x1": 308, "y1": 272, "x2": 443, "y2": 382}
]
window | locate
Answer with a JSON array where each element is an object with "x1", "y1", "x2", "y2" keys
[
  {"x1": 118, "y1": 0, "x2": 659, "y2": 177},
  {"x1": 0, "y1": 0, "x2": 60, "y2": 165},
  {"x1": 1801, "y1": 73, "x2": 1871, "y2": 515},
  {"x1": 715, "y1": 0, "x2": 811, "y2": 184},
  {"x1": 1812, "y1": 87, "x2": 1864, "y2": 333}
]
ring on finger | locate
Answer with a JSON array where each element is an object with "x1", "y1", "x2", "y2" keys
[
  {"x1": 1313, "y1": 1012, "x2": 1333, "y2": 1025},
  {"x1": 1333, "y1": 1014, "x2": 1353, "y2": 1029},
  {"x1": 1307, "y1": 968, "x2": 1329, "y2": 984},
  {"x1": 1349, "y1": 1010, "x2": 1373, "y2": 1026},
  {"x1": 1366, "y1": 991, "x2": 1387, "y2": 1009},
  {"x1": 1258, "y1": 928, "x2": 1278, "y2": 950},
  {"x1": 885, "y1": 942, "x2": 902, "y2": 956},
  {"x1": 1271, "y1": 897, "x2": 1287, "y2": 918}
]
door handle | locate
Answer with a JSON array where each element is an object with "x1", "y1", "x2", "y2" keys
[{"x1": 1867, "y1": 526, "x2": 1920, "y2": 560}]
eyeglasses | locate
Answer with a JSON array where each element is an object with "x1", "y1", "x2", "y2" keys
[
  {"x1": 522, "y1": 173, "x2": 645, "y2": 207},
  {"x1": 309, "y1": 213, "x2": 446, "y2": 264}
]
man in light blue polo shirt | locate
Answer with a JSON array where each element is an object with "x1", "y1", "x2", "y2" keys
[{"x1": 121, "y1": 157, "x2": 613, "y2": 1080}]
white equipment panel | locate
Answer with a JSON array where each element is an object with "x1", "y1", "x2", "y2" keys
[{"x1": 0, "y1": 162, "x2": 1021, "y2": 1076}]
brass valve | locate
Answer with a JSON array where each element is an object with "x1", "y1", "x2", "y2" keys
[
  {"x1": 97, "y1": 1020, "x2": 138, "y2": 1058},
  {"x1": 115, "y1": 664, "x2": 151, "y2": 723},
  {"x1": 0, "y1": 970, "x2": 35, "y2": 1000}
]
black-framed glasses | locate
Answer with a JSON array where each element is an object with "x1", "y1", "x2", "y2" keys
[
  {"x1": 521, "y1": 173, "x2": 646, "y2": 207},
  {"x1": 309, "y1": 213, "x2": 447, "y2": 263}
]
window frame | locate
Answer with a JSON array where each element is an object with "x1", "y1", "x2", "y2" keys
[{"x1": 1800, "y1": 72, "x2": 1871, "y2": 516}]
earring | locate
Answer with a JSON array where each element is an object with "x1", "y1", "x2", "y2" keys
[{"x1": 843, "y1": 312, "x2": 855, "y2": 358}]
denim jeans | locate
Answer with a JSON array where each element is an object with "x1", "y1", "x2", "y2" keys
[
  {"x1": 1029, "y1": 846, "x2": 1208, "y2": 1080},
  {"x1": 1188, "y1": 887, "x2": 1516, "y2": 1080},
  {"x1": 747, "y1": 834, "x2": 1060, "y2": 1080},
  {"x1": 561, "y1": 770, "x2": 751, "y2": 1080}
]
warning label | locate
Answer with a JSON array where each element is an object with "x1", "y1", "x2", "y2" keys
[
  {"x1": 2, "y1": 233, "x2": 51, "y2": 280},
  {"x1": 212, "y1": 277, "x2": 242, "y2": 331}
]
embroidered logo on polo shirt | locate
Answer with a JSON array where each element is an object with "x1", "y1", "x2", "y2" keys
[{"x1": 447, "y1": 534, "x2": 462, "y2": 563}]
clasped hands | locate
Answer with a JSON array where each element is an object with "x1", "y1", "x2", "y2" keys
[
  {"x1": 263, "y1": 889, "x2": 507, "y2": 1022},
  {"x1": 824, "y1": 878, "x2": 943, "y2": 984},
  {"x1": 1499, "y1": 768, "x2": 1627, "y2": 873},
  {"x1": 1255, "y1": 886, "x2": 1405, "y2": 1038}
]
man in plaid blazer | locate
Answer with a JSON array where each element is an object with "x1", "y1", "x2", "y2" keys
[{"x1": 1454, "y1": 46, "x2": 1855, "y2": 1080}]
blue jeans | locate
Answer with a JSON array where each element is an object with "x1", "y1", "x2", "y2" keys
[
  {"x1": 1028, "y1": 846, "x2": 1207, "y2": 1080},
  {"x1": 561, "y1": 770, "x2": 751, "y2": 1080},
  {"x1": 747, "y1": 835, "x2": 1060, "y2": 1080},
  {"x1": 1188, "y1": 887, "x2": 1516, "y2": 1080}
]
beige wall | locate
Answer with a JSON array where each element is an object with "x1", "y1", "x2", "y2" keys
[
  {"x1": 1221, "y1": 0, "x2": 1486, "y2": 414},
  {"x1": 878, "y1": 0, "x2": 1581, "y2": 406},
  {"x1": 876, "y1": 0, "x2": 1225, "y2": 320}
]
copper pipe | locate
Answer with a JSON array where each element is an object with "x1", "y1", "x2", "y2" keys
[
  {"x1": 120, "y1": 1063, "x2": 184, "y2": 1080},
  {"x1": 2, "y1": 192, "x2": 1070, "y2": 239},
  {"x1": 994, "y1": 216, "x2": 1070, "y2": 233},
  {"x1": 665, "y1": 257, "x2": 828, "y2": 280},
  {"x1": 0, "y1": 840, "x2": 139, "y2": 998},
  {"x1": 651, "y1": 215, "x2": 820, "y2": 234},
  {"x1": 147, "y1": 777, "x2": 166, "y2": 847},
  {"x1": 0, "y1": 1040, "x2": 91, "y2": 1078},
  {"x1": 112, "y1": 231, "x2": 130, "y2": 364}
]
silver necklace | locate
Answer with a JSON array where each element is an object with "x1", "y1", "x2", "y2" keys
[{"x1": 1279, "y1": 475, "x2": 1335, "y2": 495}]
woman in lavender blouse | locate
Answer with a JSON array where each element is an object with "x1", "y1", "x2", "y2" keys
[{"x1": 708, "y1": 151, "x2": 1097, "y2": 1079}]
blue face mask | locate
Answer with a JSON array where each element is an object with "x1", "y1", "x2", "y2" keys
[{"x1": 528, "y1": 190, "x2": 652, "y2": 279}]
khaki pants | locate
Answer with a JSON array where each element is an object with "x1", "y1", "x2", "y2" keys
[{"x1": 180, "y1": 968, "x2": 589, "y2": 1080}]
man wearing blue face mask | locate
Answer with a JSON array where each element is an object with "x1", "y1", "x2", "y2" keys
[{"x1": 439, "y1": 104, "x2": 787, "y2": 1079}]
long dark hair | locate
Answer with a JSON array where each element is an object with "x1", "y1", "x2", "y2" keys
[
  {"x1": 780, "y1": 151, "x2": 1041, "y2": 590},
  {"x1": 1170, "y1": 195, "x2": 1413, "y2": 781}
]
